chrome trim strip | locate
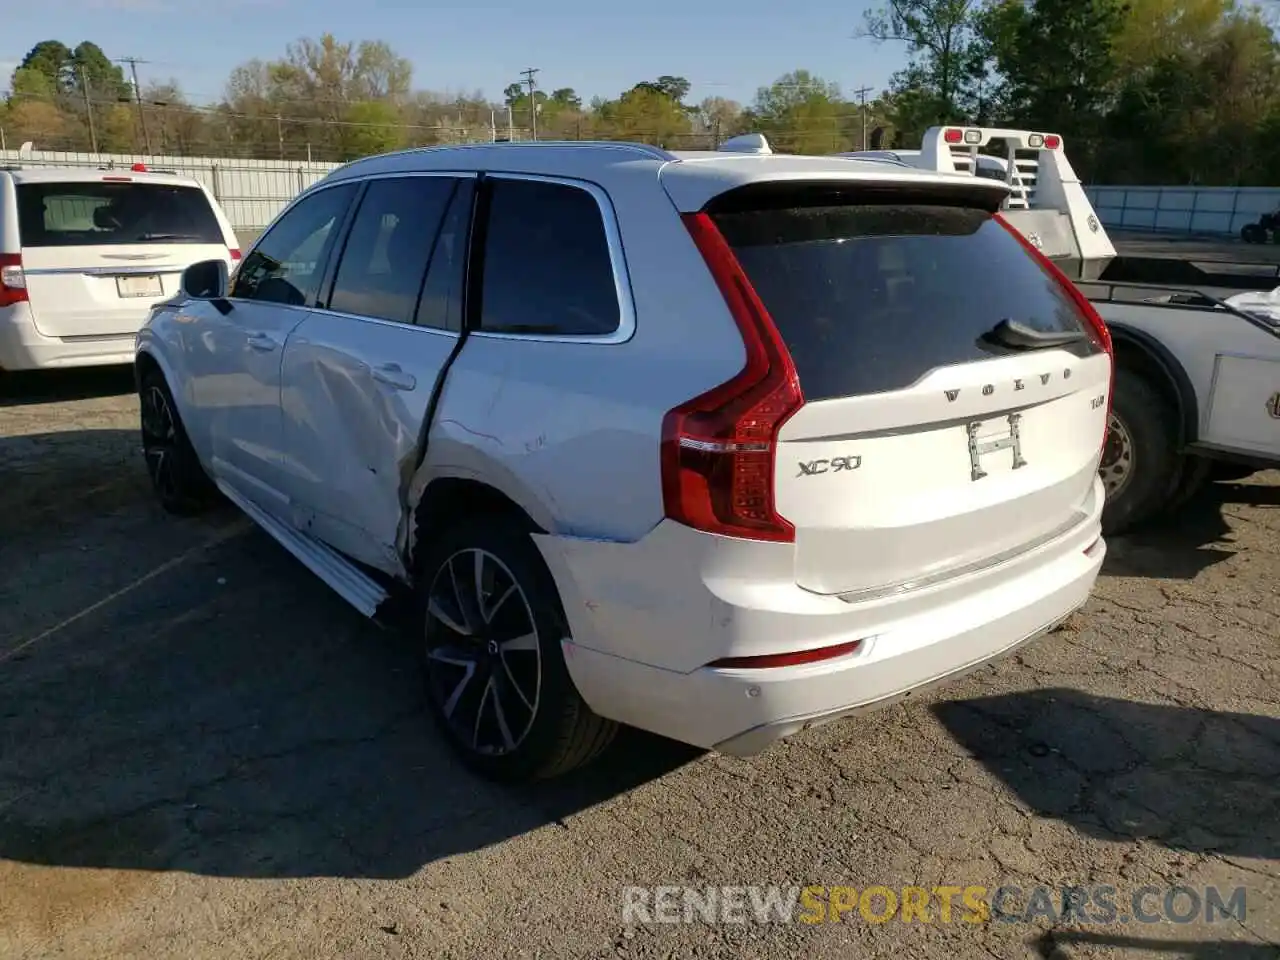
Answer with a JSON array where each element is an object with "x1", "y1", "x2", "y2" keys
[
  {"x1": 24, "y1": 264, "x2": 186, "y2": 277},
  {"x1": 466, "y1": 172, "x2": 637, "y2": 346},
  {"x1": 835, "y1": 510, "x2": 1089, "y2": 605},
  {"x1": 304, "y1": 306, "x2": 459, "y2": 338}
]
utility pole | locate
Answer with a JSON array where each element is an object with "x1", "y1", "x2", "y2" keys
[
  {"x1": 118, "y1": 57, "x2": 152, "y2": 154},
  {"x1": 853, "y1": 85, "x2": 873, "y2": 151},
  {"x1": 78, "y1": 63, "x2": 99, "y2": 154},
  {"x1": 276, "y1": 114, "x2": 284, "y2": 158},
  {"x1": 520, "y1": 67, "x2": 539, "y2": 141}
]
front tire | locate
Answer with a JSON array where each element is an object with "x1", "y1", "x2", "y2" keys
[
  {"x1": 139, "y1": 367, "x2": 218, "y2": 515},
  {"x1": 415, "y1": 519, "x2": 618, "y2": 781},
  {"x1": 1100, "y1": 372, "x2": 1181, "y2": 536}
]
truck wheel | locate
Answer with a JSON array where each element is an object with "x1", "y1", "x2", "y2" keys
[
  {"x1": 1241, "y1": 223, "x2": 1263, "y2": 243},
  {"x1": 1165, "y1": 454, "x2": 1212, "y2": 513},
  {"x1": 415, "y1": 518, "x2": 618, "y2": 781},
  {"x1": 139, "y1": 367, "x2": 218, "y2": 515},
  {"x1": 1100, "y1": 373, "x2": 1180, "y2": 536}
]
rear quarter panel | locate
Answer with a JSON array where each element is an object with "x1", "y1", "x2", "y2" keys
[{"x1": 412, "y1": 163, "x2": 747, "y2": 542}]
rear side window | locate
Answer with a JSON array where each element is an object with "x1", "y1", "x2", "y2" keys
[
  {"x1": 16, "y1": 182, "x2": 223, "y2": 248},
  {"x1": 711, "y1": 200, "x2": 1099, "y2": 400},
  {"x1": 477, "y1": 178, "x2": 620, "y2": 336},
  {"x1": 327, "y1": 176, "x2": 459, "y2": 326}
]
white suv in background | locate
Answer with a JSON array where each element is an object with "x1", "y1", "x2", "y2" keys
[
  {"x1": 0, "y1": 165, "x2": 239, "y2": 372},
  {"x1": 136, "y1": 139, "x2": 1113, "y2": 781}
]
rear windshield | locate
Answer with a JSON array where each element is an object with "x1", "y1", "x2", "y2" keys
[
  {"x1": 16, "y1": 182, "x2": 223, "y2": 248},
  {"x1": 711, "y1": 201, "x2": 1099, "y2": 400}
]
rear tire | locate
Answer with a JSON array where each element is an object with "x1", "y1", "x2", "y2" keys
[
  {"x1": 1100, "y1": 372, "x2": 1181, "y2": 536},
  {"x1": 139, "y1": 367, "x2": 218, "y2": 515},
  {"x1": 415, "y1": 518, "x2": 618, "y2": 781}
]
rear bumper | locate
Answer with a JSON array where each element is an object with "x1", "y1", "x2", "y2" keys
[
  {"x1": 0, "y1": 305, "x2": 136, "y2": 371},
  {"x1": 534, "y1": 476, "x2": 1106, "y2": 754}
]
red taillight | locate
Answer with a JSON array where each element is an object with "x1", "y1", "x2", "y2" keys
[
  {"x1": 661, "y1": 212, "x2": 803, "y2": 543},
  {"x1": 1043, "y1": 134, "x2": 1061, "y2": 150},
  {"x1": 229, "y1": 248, "x2": 242, "y2": 260},
  {"x1": 943, "y1": 128, "x2": 964, "y2": 144},
  {"x1": 994, "y1": 214, "x2": 1113, "y2": 449},
  {"x1": 708, "y1": 639, "x2": 864, "y2": 670},
  {"x1": 0, "y1": 253, "x2": 28, "y2": 307}
]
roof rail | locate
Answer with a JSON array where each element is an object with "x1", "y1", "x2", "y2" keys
[{"x1": 353, "y1": 139, "x2": 678, "y2": 166}]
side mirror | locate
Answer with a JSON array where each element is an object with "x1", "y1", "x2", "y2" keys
[{"x1": 180, "y1": 259, "x2": 229, "y2": 300}]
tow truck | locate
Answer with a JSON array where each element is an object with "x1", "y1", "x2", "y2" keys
[{"x1": 836, "y1": 127, "x2": 1280, "y2": 534}]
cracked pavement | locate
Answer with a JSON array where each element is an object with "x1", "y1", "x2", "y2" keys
[{"x1": 0, "y1": 367, "x2": 1276, "y2": 960}]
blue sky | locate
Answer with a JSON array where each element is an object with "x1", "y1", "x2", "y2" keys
[{"x1": 2, "y1": 0, "x2": 907, "y2": 109}]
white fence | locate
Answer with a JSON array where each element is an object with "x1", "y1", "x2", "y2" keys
[
  {"x1": 1085, "y1": 185, "x2": 1280, "y2": 237},
  {"x1": 1, "y1": 148, "x2": 341, "y2": 242},
  {"x1": 6, "y1": 148, "x2": 1280, "y2": 241}
]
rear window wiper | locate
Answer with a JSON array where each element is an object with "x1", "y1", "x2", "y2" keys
[{"x1": 982, "y1": 318, "x2": 1086, "y2": 351}]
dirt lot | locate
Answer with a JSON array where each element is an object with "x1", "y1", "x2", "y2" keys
[{"x1": 0, "y1": 369, "x2": 1276, "y2": 960}]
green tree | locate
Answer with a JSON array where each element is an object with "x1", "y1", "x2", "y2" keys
[
  {"x1": 338, "y1": 100, "x2": 404, "y2": 159},
  {"x1": 634, "y1": 75, "x2": 692, "y2": 105},
  {"x1": 15, "y1": 40, "x2": 73, "y2": 93},
  {"x1": 979, "y1": 0, "x2": 1129, "y2": 136},
  {"x1": 747, "y1": 70, "x2": 849, "y2": 153},
  {"x1": 592, "y1": 85, "x2": 693, "y2": 145},
  {"x1": 863, "y1": 0, "x2": 985, "y2": 125},
  {"x1": 68, "y1": 42, "x2": 130, "y2": 102}
]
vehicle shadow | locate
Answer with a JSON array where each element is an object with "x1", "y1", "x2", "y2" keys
[
  {"x1": 0, "y1": 428, "x2": 148, "y2": 553},
  {"x1": 1102, "y1": 476, "x2": 1278, "y2": 581},
  {"x1": 0, "y1": 366, "x2": 136, "y2": 407},
  {"x1": 1032, "y1": 930, "x2": 1278, "y2": 960},
  {"x1": 932, "y1": 688, "x2": 1279, "y2": 861},
  {"x1": 0, "y1": 491, "x2": 701, "y2": 881}
]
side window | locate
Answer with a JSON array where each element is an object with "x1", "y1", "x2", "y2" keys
[
  {"x1": 416, "y1": 179, "x2": 474, "y2": 331},
  {"x1": 477, "y1": 178, "x2": 620, "y2": 336},
  {"x1": 327, "y1": 176, "x2": 459, "y2": 325},
  {"x1": 231, "y1": 183, "x2": 356, "y2": 306}
]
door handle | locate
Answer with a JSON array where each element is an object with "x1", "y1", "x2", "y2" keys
[
  {"x1": 246, "y1": 332, "x2": 277, "y2": 351},
  {"x1": 371, "y1": 362, "x2": 417, "y2": 391}
]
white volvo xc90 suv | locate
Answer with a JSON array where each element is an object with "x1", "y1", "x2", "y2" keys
[{"x1": 135, "y1": 136, "x2": 1113, "y2": 780}]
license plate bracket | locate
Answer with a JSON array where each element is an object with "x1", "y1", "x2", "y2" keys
[{"x1": 116, "y1": 274, "x2": 163, "y2": 298}]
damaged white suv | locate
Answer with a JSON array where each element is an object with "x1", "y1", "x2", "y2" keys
[{"x1": 136, "y1": 136, "x2": 1113, "y2": 780}]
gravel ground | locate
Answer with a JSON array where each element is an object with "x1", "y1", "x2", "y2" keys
[{"x1": 0, "y1": 368, "x2": 1276, "y2": 960}]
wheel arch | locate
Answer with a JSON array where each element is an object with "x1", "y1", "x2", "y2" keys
[
  {"x1": 408, "y1": 474, "x2": 550, "y2": 576},
  {"x1": 1108, "y1": 322, "x2": 1200, "y2": 447}
]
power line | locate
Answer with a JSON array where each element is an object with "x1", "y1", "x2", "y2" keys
[
  {"x1": 116, "y1": 56, "x2": 152, "y2": 153},
  {"x1": 853, "y1": 85, "x2": 874, "y2": 150},
  {"x1": 520, "y1": 67, "x2": 539, "y2": 140}
]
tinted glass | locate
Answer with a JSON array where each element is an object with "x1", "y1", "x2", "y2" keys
[
  {"x1": 328, "y1": 176, "x2": 458, "y2": 325},
  {"x1": 416, "y1": 179, "x2": 474, "y2": 331},
  {"x1": 231, "y1": 183, "x2": 356, "y2": 307},
  {"x1": 478, "y1": 178, "x2": 619, "y2": 336},
  {"x1": 712, "y1": 202, "x2": 1100, "y2": 400},
  {"x1": 16, "y1": 182, "x2": 223, "y2": 247}
]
